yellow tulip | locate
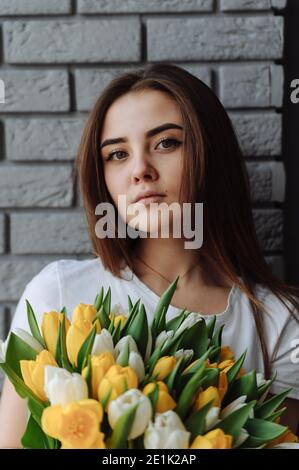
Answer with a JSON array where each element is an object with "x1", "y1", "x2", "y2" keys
[
  {"x1": 98, "y1": 364, "x2": 138, "y2": 409},
  {"x1": 113, "y1": 315, "x2": 127, "y2": 328},
  {"x1": 217, "y1": 359, "x2": 235, "y2": 373},
  {"x1": 219, "y1": 345, "x2": 235, "y2": 362},
  {"x1": 152, "y1": 356, "x2": 177, "y2": 381},
  {"x1": 190, "y1": 428, "x2": 232, "y2": 449},
  {"x1": 41, "y1": 311, "x2": 71, "y2": 357},
  {"x1": 72, "y1": 303, "x2": 97, "y2": 323},
  {"x1": 66, "y1": 317, "x2": 100, "y2": 367},
  {"x1": 218, "y1": 371, "x2": 228, "y2": 402},
  {"x1": 82, "y1": 352, "x2": 115, "y2": 399},
  {"x1": 20, "y1": 350, "x2": 58, "y2": 401},
  {"x1": 42, "y1": 399, "x2": 105, "y2": 449},
  {"x1": 143, "y1": 381, "x2": 176, "y2": 413},
  {"x1": 194, "y1": 386, "x2": 221, "y2": 411}
]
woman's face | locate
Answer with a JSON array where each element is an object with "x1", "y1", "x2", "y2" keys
[{"x1": 100, "y1": 89, "x2": 184, "y2": 235}]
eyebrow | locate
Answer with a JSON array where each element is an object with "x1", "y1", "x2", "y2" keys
[{"x1": 100, "y1": 122, "x2": 183, "y2": 150}]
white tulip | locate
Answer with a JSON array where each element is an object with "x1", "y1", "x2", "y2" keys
[
  {"x1": 204, "y1": 406, "x2": 220, "y2": 432},
  {"x1": 155, "y1": 330, "x2": 174, "y2": 349},
  {"x1": 271, "y1": 443, "x2": 299, "y2": 449},
  {"x1": 128, "y1": 351, "x2": 145, "y2": 382},
  {"x1": 44, "y1": 365, "x2": 88, "y2": 406},
  {"x1": 108, "y1": 389, "x2": 152, "y2": 440},
  {"x1": 144, "y1": 410, "x2": 190, "y2": 449},
  {"x1": 110, "y1": 303, "x2": 127, "y2": 316},
  {"x1": 174, "y1": 349, "x2": 194, "y2": 362},
  {"x1": 13, "y1": 328, "x2": 44, "y2": 353},
  {"x1": 91, "y1": 328, "x2": 115, "y2": 357},
  {"x1": 233, "y1": 428, "x2": 249, "y2": 448},
  {"x1": 114, "y1": 335, "x2": 138, "y2": 357},
  {"x1": 0, "y1": 334, "x2": 10, "y2": 362},
  {"x1": 175, "y1": 313, "x2": 202, "y2": 337},
  {"x1": 220, "y1": 395, "x2": 247, "y2": 419}
]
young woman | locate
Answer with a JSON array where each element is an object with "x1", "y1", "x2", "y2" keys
[{"x1": 0, "y1": 63, "x2": 298, "y2": 447}]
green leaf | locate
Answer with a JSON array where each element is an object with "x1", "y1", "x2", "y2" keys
[
  {"x1": 151, "y1": 276, "x2": 179, "y2": 337},
  {"x1": 175, "y1": 362, "x2": 206, "y2": 420},
  {"x1": 108, "y1": 404, "x2": 138, "y2": 449},
  {"x1": 209, "y1": 325, "x2": 224, "y2": 361},
  {"x1": 267, "y1": 407, "x2": 286, "y2": 423},
  {"x1": 77, "y1": 325, "x2": 97, "y2": 371},
  {"x1": 206, "y1": 316, "x2": 217, "y2": 339},
  {"x1": 147, "y1": 382, "x2": 159, "y2": 415},
  {"x1": 59, "y1": 313, "x2": 73, "y2": 372},
  {"x1": 243, "y1": 418, "x2": 287, "y2": 447},
  {"x1": 223, "y1": 370, "x2": 258, "y2": 406},
  {"x1": 60, "y1": 306, "x2": 67, "y2": 315},
  {"x1": 117, "y1": 340, "x2": 130, "y2": 367},
  {"x1": 212, "y1": 401, "x2": 256, "y2": 442},
  {"x1": 84, "y1": 355, "x2": 93, "y2": 397},
  {"x1": 21, "y1": 415, "x2": 50, "y2": 449},
  {"x1": 255, "y1": 389, "x2": 291, "y2": 420},
  {"x1": 94, "y1": 305, "x2": 110, "y2": 329},
  {"x1": 5, "y1": 332, "x2": 37, "y2": 377},
  {"x1": 128, "y1": 295, "x2": 133, "y2": 312},
  {"x1": 121, "y1": 300, "x2": 141, "y2": 336},
  {"x1": 179, "y1": 319, "x2": 208, "y2": 359},
  {"x1": 94, "y1": 287, "x2": 104, "y2": 311},
  {"x1": 112, "y1": 318, "x2": 122, "y2": 344},
  {"x1": 26, "y1": 300, "x2": 46, "y2": 348},
  {"x1": 257, "y1": 371, "x2": 277, "y2": 401},
  {"x1": 102, "y1": 287, "x2": 111, "y2": 317},
  {"x1": 185, "y1": 400, "x2": 214, "y2": 441},
  {"x1": 100, "y1": 388, "x2": 112, "y2": 410},
  {"x1": 27, "y1": 397, "x2": 46, "y2": 425},
  {"x1": 108, "y1": 313, "x2": 115, "y2": 334},
  {"x1": 226, "y1": 352, "x2": 246, "y2": 385},
  {"x1": 125, "y1": 304, "x2": 148, "y2": 359},
  {"x1": 165, "y1": 309, "x2": 187, "y2": 331},
  {"x1": 165, "y1": 356, "x2": 185, "y2": 391}
]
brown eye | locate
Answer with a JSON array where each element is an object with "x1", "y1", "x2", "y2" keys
[
  {"x1": 156, "y1": 138, "x2": 181, "y2": 150},
  {"x1": 105, "y1": 150, "x2": 127, "y2": 162}
]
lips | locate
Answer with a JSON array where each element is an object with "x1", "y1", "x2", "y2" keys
[{"x1": 134, "y1": 191, "x2": 166, "y2": 203}]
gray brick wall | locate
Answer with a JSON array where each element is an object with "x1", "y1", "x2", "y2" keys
[{"x1": 0, "y1": 1, "x2": 286, "y2": 360}]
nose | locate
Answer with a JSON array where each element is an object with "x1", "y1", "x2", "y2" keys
[{"x1": 130, "y1": 150, "x2": 159, "y2": 183}]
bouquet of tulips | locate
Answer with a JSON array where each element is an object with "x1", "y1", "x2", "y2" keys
[{"x1": 0, "y1": 276, "x2": 298, "y2": 449}]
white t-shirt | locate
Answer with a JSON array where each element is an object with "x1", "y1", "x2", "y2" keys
[{"x1": 9, "y1": 257, "x2": 299, "y2": 400}]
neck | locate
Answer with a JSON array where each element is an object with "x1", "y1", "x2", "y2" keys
[{"x1": 132, "y1": 237, "x2": 214, "y2": 289}]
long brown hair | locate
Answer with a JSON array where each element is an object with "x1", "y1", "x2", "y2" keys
[{"x1": 76, "y1": 62, "x2": 299, "y2": 379}]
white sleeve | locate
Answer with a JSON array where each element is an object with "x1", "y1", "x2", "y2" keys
[
  {"x1": 9, "y1": 261, "x2": 62, "y2": 335},
  {"x1": 263, "y1": 292, "x2": 299, "y2": 400}
]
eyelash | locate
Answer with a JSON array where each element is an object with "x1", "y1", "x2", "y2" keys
[{"x1": 104, "y1": 137, "x2": 182, "y2": 162}]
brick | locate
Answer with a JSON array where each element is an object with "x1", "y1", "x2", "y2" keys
[
  {"x1": 0, "y1": 257, "x2": 57, "y2": 301},
  {"x1": 230, "y1": 113, "x2": 282, "y2": 156},
  {"x1": 220, "y1": 0, "x2": 286, "y2": 10},
  {"x1": 75, "y1": 65, "x2": 211, "y2": 111},
  {"x1": 11, "y1": 212, "x2": 92, "y2": 254},
  {"x1": 0, "y1": 0, "x2": 71, "y2": 15},
  {"x1": 0, "y1": 70, "x2": 69, "y2": 112},
  {"x1": 253, "y1": 209, "x2": 283, "y2": 251},
  {"x1": 219, "y1": 65, "x2": 283, "y2": 108},
  {"x1": 78, "y1": 0, "x2": 213, "y2": 13},
  {"x1": 5, "y1": 118, "x2": 85, "y2": 161},
  {"x1": 0, "y1": 165, "x2": 73, "y2": 207},
  {"x1": 0, "y1": 214, "x2": 5, "y2": 253},
  {"x1": 4, "y1": 19, "x2": 141, "y2": 63},
  {"x1": 147, "y1": 17, "x2": 283, "y2": 61},
  {"x1": 247, "y1": 162, "x2": 285, "y2": 202}
]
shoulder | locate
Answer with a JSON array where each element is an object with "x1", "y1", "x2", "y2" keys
[{"x1": 10, "y1": 257, "x2": 106, "y2": 332}]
